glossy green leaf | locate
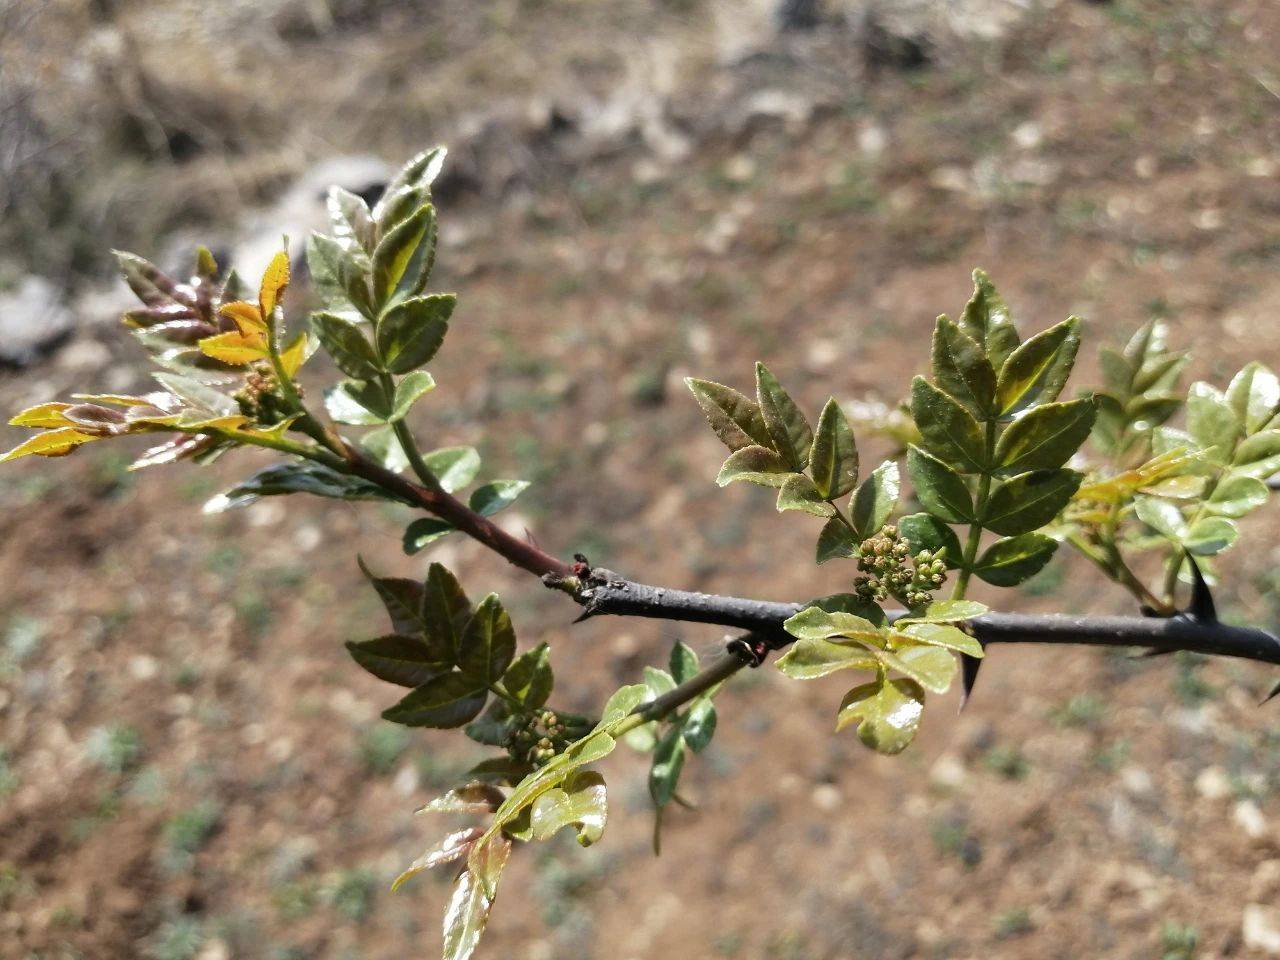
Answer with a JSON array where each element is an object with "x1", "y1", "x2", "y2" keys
[
  {"x1": 776, "y1": 473, "x2": 836, "y2": 517},
  {"x1": 324, "y1": 378, "x2": 393, "y2": 424},
  {"x1": 377, "y1": 294, "x2": 453, "y2": 373},
  {"x1": 783, "y1": 606, "x2": 883, "y2": 642},
  {"x1": 716, "y1": 445, "x2": 791, "y2": 487},
  {"x1": 1187, "y1": 382, "x2": 1242, "y2": 458},
  {"x1": 836, "y1": 677, "x2": 925, "y2": 755},
  {"x1": 1207, "y1": 473, "x2": 1268, "y2": 518},
  {"x1": 850, "y1": 460, "x2": 900, "y2": 539},
  {"x1": 1184, "y1": 516, "x2": 1238, "y2": 556},
  {"x1": 358, "y1": 556, "x2": 426, "y2": 635},
  {"x1": 360, "y1": 426, "x2": 410, "y2": 473},
  {"x1": 502, "y1": 642, "x2": 553, "y2": 709},
  {"x1": 1233, "y1": 431, "x2": 1280, "y2": 479},
  {"x1": 643, "y1": 666, "x2": 677, "y2": 699},
  {"x1": 685, "y1": 378, "x2": 773, "y2": 451},
  {"x1": 756, "y1": 363, "x2": 813, "y2": 470},
  {"x1": 423, "y1": 446, "x2": 481, "y2": 493},
  {"x1": 206, "y1": 463, "x2": 407, "y2": 513},
  {"x1": 1135, "y1": 496, "x2": 1188, "y2": 541},
  {"x1": 649, "y1": 726, "x2": 686, "y2": 808},
  {"x1": 326, "y1": 186, "x2": 376, "y2": 253},
  {"x1": 910, "y1": 376, "x2": 986, "y2": 472},
  {"x1": 669, "y1": 641, "x2": 699, "y2": 683},
  {"x1": 878, "y1": 642, "x2": 956, "y2": 694},
  {"x1": 382, "y1": 672, "x2": 487, "y2": 727},
  {"x1": 983, "y1": 469, "x2": 1082, "y2": 536},
  {"x1": 994, "y1": 396, "x2": 1097, "y2": 474},
  {"x1": 601, "y1": 684, "x2": 650, "y2": 725},
  {"x1": 403, "y1": 518, "x2": 454, "y2": 554},
  {"x1": 391, "y1": 371, "x2": 437, "y2": 420},
  {"x1": 959, "y1": 269, "x2": 1020, "y2": 369},
  {"x1": 995, "y1": 317, "x2": 1081, "y2": 415},
  {"x1": 904, "y1": 599, "x2": 988, "y2": 623},
  {"x1": 973, "y1": 533, "x2": 1058, "y2": 587},
  {"x1": 311, "y1": 311, "x2": 381, "y2": 378},
  {"x1": 469, "y1": 480, "x2": 530, "y2": 516},
  {"x1": 346, "y1": 634, "x2": 448, "y2": 687},
  {"x1": 306, "y1": 232, "x2": 373, "y2": 317},
  {"x1": 932, "y1": 315, "x2": 996, "y2": 417},
  {"x1": 681, "y1": 698, "x2": 716, "y2": 752},
  {"x1": 775, "y1": 637, "x2": 880, "y2": 680},
  {"x1": 372, "y1": 203, "x2": 436, "y2": 305},
  {"x1": 442, "y1": 839, "x2": 508, "y2": 960},
  {"x1": 529, "y1": 770, "x2": 607, "y2": 846},
  {"x1": 896, "y1": 512, "x2": 963, "y2": 567},
  {"x1": 896, "y1": 622, "x2": 984, "y2": 658},
  {"x1": 457, "y1": 594, "x2": 516, "y2": 685},
  {"x1": 423, "y1": 563, "x2": 473, "y2": 662},
  {"x1": 810, "y1": 398, "x2": 858, "y2": 499},
  {"x1": 907, "y1": 445, "x2": 973, "y2": 523},
  {"x1": 815, "y1": 517, "x2": 858, "y2": 564},
  {"x1": 1226, "y1": 362, "x2": 1280, "y2": 434},
  {"x1": 390, "y1": 826, "x2": 483, "y2": 893},
  {"x1": 374, "y1": 146, "x2": 446, "y2": 225}
]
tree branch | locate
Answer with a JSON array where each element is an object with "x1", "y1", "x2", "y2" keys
[{"x1": 554, "y1": 569, "x2": 1280, "y2": 667}]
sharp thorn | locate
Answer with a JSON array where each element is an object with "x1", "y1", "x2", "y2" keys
[
  {"x1": 1261, "y1": 678, "x2": 1280, "y2": 705},
  {"x1": 959, "y1": 653, "x2": 983, "y2": 711},
  {"x1": 1186, "y1": 553, "x2": 1217, "y2": 624}
]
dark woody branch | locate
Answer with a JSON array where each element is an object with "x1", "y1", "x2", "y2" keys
[{"x1": 553, "y1": 569, "x2": 1280, "y2": 668}]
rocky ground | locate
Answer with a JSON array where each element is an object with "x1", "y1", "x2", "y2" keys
[{"x1": 2, "y1": 1, "x2": 1280, "y2": 958}]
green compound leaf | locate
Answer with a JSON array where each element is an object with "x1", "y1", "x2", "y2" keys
[
  {"x1": 1226, "y1": 362, "x2": 1280, "y2": 434},
  {"x1": 895, "y1": 622, "x2": 984, "y2": 658},
  {"x1": 932, "y1": 315, "x2": 996, "y2": 418},
  {"x1": 442, "y1": 837, "x2": 508, "y2": 960},
  {"x1": 994, "y1": 396, "x2": 1097, "y2": 474},
  {"x1": 501, "y1": 642, "x2": 554, "y2": 709},
  {"x1": 1205, "y1": 473, "x2": 1268, "y2": 518},
  {"x1": 685, "y1": 378, "x2": 773, "y2": 452},
  {"x1": 810, "y1": 398, "x2": 858, "y2": 499},
  {"x1": 973, "y1": 533, "x2": 1058, "y2": 587},
  {"x1": 783, "y1": 606, "x2": 883, "y2": 643},
  {"x1": 877, "y1": 642, "x2": 956, "y2": 694},
  {"x1": 983, "y1": 469, "x2": 1082, "y2": 536},
  {"x1": 528, "y1": 769, "x2": 608, "y2": 846},
  {"x1": 325, "y1": 378, "x2": 393, "y2": 425},
  {"x1": 907, "y1": 445, "x2": 973, "y2": 523},
  {"x1": 1232, "y1": 431, "x2": 1280, "y2": 479},
  {"x1": 901, "y1": 599, "x2": 988, "y2": 623},
  {"x1": 206, "y1": 462, "x2": 408, "y2": 512},
  {"x1": 1187, "y1": 382, "x2": 1243, "y2": 459},
  {"x1": 775, "y1": 636, "x2": 880, "y2": 680},
  {"x1": 836, "y1": 677, "x2": 925, "y2": 755},
  {"x1": 910, "y1": 376, "x2": 986, "y2": 472},
  {"x1": 346, "y1": 635, "x2": 449, "y2": 687},
  {"x1": 376, "y1": 294, "x2": 453, "y2": 373},
  {"x1": 849, "y1": 459, "x2": 900, "y2": 539},
  {"x1": 669, "y1": 641, "x2": 700, "y2": 683},
  {"x1": 382, "y1": 672, "x2": 488, "y2": 728},
  {"x1": 422, "y1": 446, "x2": 481, "y2": 492},
  {"x1": 311, "y1": 311, "x2": 381, "y2": 378},
  {"x1": 423, "y1": 563, "x2": 473, "y2": 664},
  {"x1": 681, "y1": 698, "x2": 716, "y2": 753},
  {"x1": 403, "y1": 517, "x2": 455, "y2": 554},
  {"x1": 457, "y1": 594, "x2": 517, "y2": 685},
  {"x1": 469, "y1": 480, "x2": 530, "y2": 516},
  {"x1": 776, "y1": 473, "x2": 836, "y2": 517},
  {"x1": 995, "y1": 316, "x2": 1081, "y2": 416},
  {"x1": 815, "y1": 517, "x2": 858, "y2": 564},
  {"x1": 716, "y1": 445, "x2": 792, "y2": 487},
  {"x1": 1134, "y1": 495, "x2": 1188, "y2": 541},
  {"x1": 371, "y1": 202, "x2": 436, "y2": 306},
  {"x1": 960, "y1": 269, "x2": 1021, "y2": 370},
  {"x1": 1184, "y1": 516, "x2": 1238, "y2": 556},
  {"x1": 306, "y1": 232, "x2": 374, "y2": 317},
  {"x1": 897, "y1": 512, "x2": 964, "y2": 568},
  {"x1": 649, "y1": 726, "x2": 687, "y2": 808},
  {"x1": 756, "y1": 363, "x2": 813, "y2": 470}
]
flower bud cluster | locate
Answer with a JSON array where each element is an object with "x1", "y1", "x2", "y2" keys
[
  {"x1": 504, "y1": 709, "x2": 569, "y2": 768},
  {"x1": 853, "y1": 525, "x2": 948, "y2": 609},
  {"x1": 233, "y1": 363, "x2": 294, "y2": 425}
]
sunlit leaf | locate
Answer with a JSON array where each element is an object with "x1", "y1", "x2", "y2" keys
[
  {"x1": 530, "y1": 770, "x2": 608, "y2": 846},
  {"x1": 776, "y1": 473, "x2": 836, "y2": 517},
  {"x1": 994, "y1": 396, "x2": 1096, "y2": 474},
  {"x1": 810, "y1": 398, "x2": 858, "y2": 499},
  {"x1": 669, "y1": 641, "x2": 699, "y2": 684},
  {"x1": 346, "y1": 635, "x2": 449, "y2": 687},
  {"x1": 1187, "y1": 382, "x2": 1242, "y2": 459},
  {"x1": 716, "y1": 445, "x2": 792, "y2": 487},
  {"x1": 756, "y1": 363, "x2": 813, "y2": 470},
  {"x1": 311, "y1": 311, "x2": 381, "y2": 378},
  {"x1": 775, "y1": 636, "x2": 880, "y2": 680},
  {"x1": 959, "y1": 269, "x2": 1020, "y2": 370},
  {"x1": 897, "y1": 512, "x2": 963, "y2": 567},
  {"x1": 1226, "y1": 362, "x2": 1280, "y2": 435},
  {"x1": 895, "y1": 622, "x2": 984, "y2": 658},
  {"x1": 983, "y1": 469, "x2": 1082, "y2": 536},
  {"x1": 258, "y1": 249, "x2": 290, "y2": 320},
  {"x1": 423, "y1": 563, "x2": 473, "y2": 662},
  {"x1": 1184, "y1": 516, "x2": 1238, "y2": 556},
  {"x1": 457, "y1": 594, "x2": 516, "y2": 685},
  {"x1": 972, "y1": 533, "x2": 1058, "y2": 587},
  {"x1": 0, "y1": 428, "x2": 100, "y2": 461},
  {"x1": 204, "y1": 463, "x2": 406, "y2": 512},
  {"x1": 502, "y1": 642, "x2": 553, "y2": 709},
  {"x1": 358, "y1": 556, "x2": 427, "y2": 636},
  {"x1": 442, "y1": 839, "x2": 509, "y2": 960},
  {"x1": 910, "y1": 376, "x2": 986, "y2": 472},
  {"x1": 403, "y1": 517, "x2": 455, "y2": 554},
  {"x1": 849, "y1": 459, "x2": 900, "y2": 539},
  {"x1": 877, "y1": 642, "x2": 956, "y2": 693},
  {"x1": 377, "y1": 294, "x2": 453, "y2": 374},
  {"x1": 816, "y1": 517, "x2": 858, "y2": 563},
  {"x1": 423, "y1": 446, "x2": 481, "y2": 493},
  {"x1": 1206, "y1": 473, "x2": 1268, "y2": 518},
  {"x1": 836, "y1": 677, "x2": 925, "y2": 755},
  {"x1": 391, "y1": 827, "x2": 482, "y2": 893},
  {"x1": 9, "y1": 402, "x2": 72, "y2": 428},
  {"x1": 685, "y1": 377, "x2": 773, "y2": 452},
  {"x1": 907, "y1": 445, "x2": 973, "y2": 523},
  {"x1": 932, "y1": 315, "x2": 996, "y2": 417},
  {"x1": 995, "y1": 317, "x2": 1081, "y2": 415},
  {"x1": 197, "y1": 330, "x2": 267, "y2": 365},
  {"x1": 382, "y1": 672, "x2": 487, "y2": 728},
  {"x1": 469, "y1": 480, "x2": 530, "y2": 516}
]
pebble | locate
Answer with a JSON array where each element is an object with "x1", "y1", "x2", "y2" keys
[
  {"x1": 1244, "y1": 904, "x2": 1280, "y2": 955},
  {"x1": 1234, "y1": 800, "x2": 1269, "y2": 839},
  {"x1": 1194, "y1": 766, "x2": 1231, "y2": 800}
]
